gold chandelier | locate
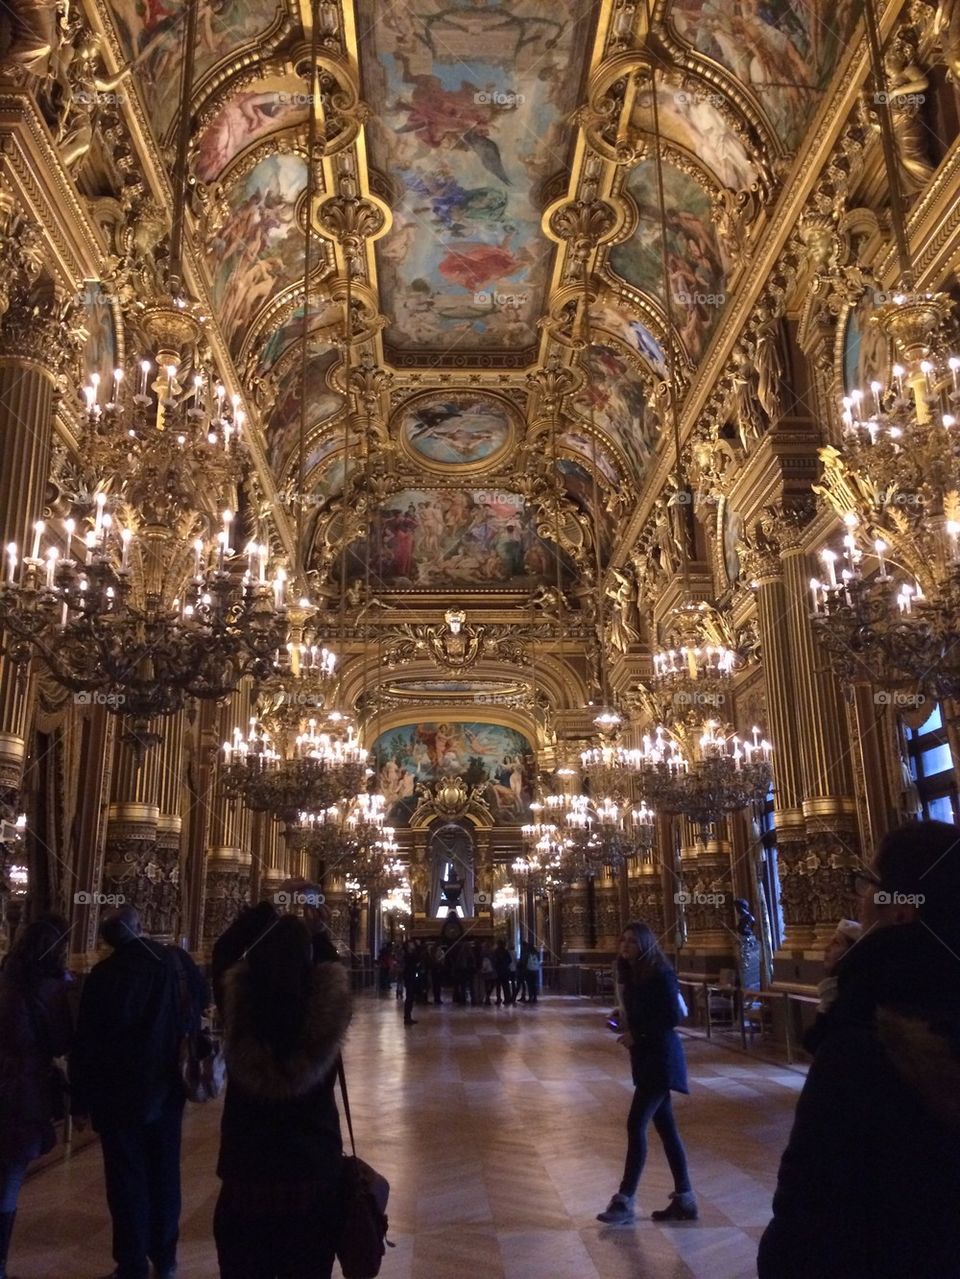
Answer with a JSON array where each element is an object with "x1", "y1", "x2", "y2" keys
[{"x1": 811, "y1": 0, "x2": 960, "y2": 701}]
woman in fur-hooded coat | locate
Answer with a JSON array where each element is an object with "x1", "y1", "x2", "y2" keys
[{"x1": 214, "y1": 914, "x2": 351, "y2": 1279}]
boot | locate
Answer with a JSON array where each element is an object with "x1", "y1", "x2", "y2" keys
[
  {"x1": 0, "y1": 1209, "x2": 16, "y2": 1279},
  {"x1": 651, "y1": 1191, "x2": 698, "y2": 1221},
  {"x1": 596, "y1": 1193, "x2": 635, "y2": 1224}
]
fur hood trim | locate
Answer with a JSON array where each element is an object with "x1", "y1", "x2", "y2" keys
[
  {"x1": 878, "y1": 1007, "x2": 960, "y2": 1129},
  {"x1": 223, "y1": 960, "x2": 351, "y2": 1100}
]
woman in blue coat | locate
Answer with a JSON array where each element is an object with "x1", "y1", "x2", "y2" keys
[{"x1": 598, "y1": 922, "x2": 697, "y2": 1224}]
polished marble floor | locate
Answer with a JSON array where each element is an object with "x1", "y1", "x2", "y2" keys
[{"x1": 13, "y1": 994, "x2": 806, "y2": 1279}]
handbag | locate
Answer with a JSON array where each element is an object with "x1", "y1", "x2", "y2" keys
[
  {"x1": 336, "y1": 1058, "x2": 393, "y2": 1279},
  {"x1": 171, "y1": 949, "x2": 225, "y2": 1104}
]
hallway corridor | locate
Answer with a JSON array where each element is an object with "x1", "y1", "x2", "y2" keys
[{"x1": 13, "y1": 995, "x2": 803, "y2": 1279}]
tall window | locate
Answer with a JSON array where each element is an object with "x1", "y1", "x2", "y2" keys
[{"x1": 905, "y1": 704, "x2": 959, "y2": 823}]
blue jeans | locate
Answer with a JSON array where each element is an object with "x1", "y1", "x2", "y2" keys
[
  {"x1": 619, "y1": 1087, "x2": 691, "y2": 1199},
  {"x1": 0, "y1": 1160, "x2": 28, "y2": 1213}
]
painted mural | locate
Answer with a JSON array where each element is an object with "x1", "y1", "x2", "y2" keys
[
  {"x1": 209, "y1": 153, "x2": 307, "y2": 358},
  {"x1": 843, "y1": 294, "x2": 893, "y2": 394},
  {"x1": 360, "y1": 0, "x2": 593, "y2": 352},
  {"x1": 195, "y1": 76, "x2": 310, "y2": 182},
  {"x1": 559, "y1": 431, "x2": 621, "y2": 487},
  {"x1": 591, "y1": 302, "x2": 666, "y2": 372},
  {"x1": 107, "y1": 0, "x2": 280, "y2": 135},
  {"x1": 396, "y1": 393, "x2": 514, "y2": 467},
  {"x1": 668, "y1": 0, "x2": 858, "y2": 149},
  {"x1": 609, "y1": 161, "x2": 726, "y2": 361},
  {"x1": 82, "y1": 282, "x2": 117, "y2": 392},
  {"x1": 348, "y1": 489, "x2": 565, "y2": 588},
  {"x1": 255, "y1": 301, "x2": 343, "y2": 378},
  {"x1": 372, "y1": 720, "x2": 535, "y2": 825},
  {"x1": 629, "y1": 83, "x2": 758, "y2": 192},
  {"x1": 268, "y1": 348, "x2": 342, "y2": 474},
  {"x1": 570, "y1": 342, "x2": 659, "y2": 481}
]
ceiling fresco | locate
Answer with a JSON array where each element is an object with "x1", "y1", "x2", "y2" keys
[
  {"x1": 208, "y1": 152, "x2": 308, "y2": 359},
  {"x1": 666, "y1": 0, "x2": 859, "y2": 149},
  {"x1": 394, "y1": 392, "x2": 518, "y2": 470},
  {"x1": 109, "y1": 0, "x2": 284, "y2": 137},
  {"x1": 570, "y1": 339, "x2": 660, "y2": 482},
  {"x1": 195, "y1": 74, "x2": 310, "y2": 183},
  {"x1": 347, "y1": 489, "x2": 570, "y2": 590},
  {"x1": 608, "y1": 160, "x2": 728, "y2": 362},
  {"x1": 267, "y1": 347, "x2": 343, "y2": 475},
  {"x1": 371, "y1": 720, "x2": 535, "y2": 826},
  {"x1": 359, "y1": 0, "x2": 595, "y2": 357}
]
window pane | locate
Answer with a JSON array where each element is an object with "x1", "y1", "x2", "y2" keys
[
  {"x1": 921, "y1": 744, "x2": 954, "y2": 777},
  {"x1": 926, "y1": 796, "x2": 956, "y2": 824}
]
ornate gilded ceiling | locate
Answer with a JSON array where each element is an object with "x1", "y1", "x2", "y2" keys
[{"x1": 73, "y1": 0, "x2": 876, "y2": 730}]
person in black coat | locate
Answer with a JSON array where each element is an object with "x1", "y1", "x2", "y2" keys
[
  {"x1": 759, "y1": 821, "x2": 960, "y2": 1279},
  {"x1": 598, "y1": 921, "x2": 696, "y2": 1225},
  {"x1": 71, "y1": 906, "x2": 208, "y2": 1279},
  {"x1": 215, "y1": 913, "x2": 351, "y2": 1279},
  {"x1": 0, "y1": 914, "x2": 73, "y2": 1279}
]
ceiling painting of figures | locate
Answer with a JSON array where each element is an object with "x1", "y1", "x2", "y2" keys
[
  {"x1": 371, "y1": 720, "x2": 535, "y2": 826},
  {"x1": 395, "y1": 392, "x2": 516, "y2": 469},
  {"x1": 267, "y1": 348, "x2": 343, "y2": 475},
  {"x1": 107, "y1": 0, "x2": 282, "y2": 136},
  {"x1": 591, "y1": 301, "x2": 666, "y2": 373},
  {"x1": 609, "y1": 161, "x2": 727, "y2": 362},
  {"x1": 627, "y1": 82, "x2": 758, "y2": 192},
  {"x1": 570, "y1": 341, "x2": 659, "y2": 481},
  {"x1": 358, "y1": 0, "x2": 595, "y2": 355},
  {"x1": 253, "y1": 300, "x2": 344, "y2": 379},
  {"x1": 667, "y1": 0, "x2": 859, "y2": 149},
  {"x1": 558, "y1": 430, "x2": 622, "y2": 488},
  {"x1": 208, "y1": 153, "x2": 308, "y2": 359},
  {"x1": 195, "y1": 75, "x2": 310, "y2": 183},
  {"x1": 347, "y1": 489, "x2": 568, "y2": 589}
]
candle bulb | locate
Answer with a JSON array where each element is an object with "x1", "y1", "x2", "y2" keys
[
  {"x1": 120, "y1": 527, "x2": 132, "y2": 570},
  {"x1": 45, "y1": 547, "x2": 58, "y2": 589},
  {"x1": 222, "y1": 741, "x2": 232, "y2": 765},
  {"x1": 139, "y1": 359, "x2": 150, "y2": 397},
  {"x1": 810, "y1": 576, "x2": 821, "y2": 613},
  {"x1": 30, "y1": 521, "x2": 44, "y2": 561},
  {"x1": 90, "y1": 372, "x2": 101, "y2": 405},
  {"x1": 821, "y1": 548, "x2": 838, "y2": 590},
  {"x1": 6, "y1": 543, "x2": 17, "y2": 584},
  {"x1": 84, "y1": 531, "x2": 96, "y2": 564},
  {"x1": 113, "y1": 368, "x2": 123, "y2": 401},
  {"x1": 193, "y1": 538, "x2": 204, "y2": 578},
  {"x1": 874, "y1": 538, "x2": 888, "y2": 579},
  {"x1": 222, "y1": 509, "x2": 233, "y2": 551},
  {"x1": 60, "y1": 600, "x2": 68, "y2": 627}
]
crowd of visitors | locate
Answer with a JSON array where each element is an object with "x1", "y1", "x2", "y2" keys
[
  {"x1": 2, "y1": 820, "x2": 960, "y2": 1278},
  {"x1": 378, "y1": 936, "x2": 540, "y2": 1023}
]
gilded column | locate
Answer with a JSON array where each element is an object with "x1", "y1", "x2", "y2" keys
[
  {"x1": 592, "y1": 868, "x2": 621, "y2": 951},
  {"x1": 627, "y1": 847, "x2": 665, "y2": 941},
  {"x1": 0, "y1": 272, "x2": 69, "y2": 809},
  {"x1": 780, "y1": 525, "x2": 860, "y2": 950},
  {"x1": 675, "y1": 818, "x2": 736, "y2": 977},
  {"x1": 152, "y1": 711, "x2": 186, "y2": 942},
  {"x1": 203, "y1": 697, "x2": 252, "y2": 945},
  {"x1": 103, "y1": 728, "x2": 163, "y2": 912}
]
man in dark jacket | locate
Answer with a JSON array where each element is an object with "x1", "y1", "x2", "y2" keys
[
  {"x1": 71, "y1": 906, "x2": 208, "y2": 1279},
  {"x1": 759, "y1": 821, "x2": 960, "y2": 1278}
]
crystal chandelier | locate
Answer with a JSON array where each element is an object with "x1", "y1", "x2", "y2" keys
[
  {"x1": 635, "y1": 722, "x2": 772, "y2": 835},
  {"x1": 810, "y1": 0, "x2": 960, "y2": 701},
  {"x1": 221, "y1": 710, "x2": 368, "y2": 823},
  {"x1": 0, "y1": 339, "x2": 291, "y2": 752},
  {"x1": 579, "y1": 711, "x2": 644, "y2": 799},
  {"x1": 811, "y1": 315, "x2": 960, "y2": 698}
]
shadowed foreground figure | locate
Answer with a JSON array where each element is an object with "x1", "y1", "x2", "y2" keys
[{"x1": 759, "y1": 822, "x2": 960, "y2": 1278}]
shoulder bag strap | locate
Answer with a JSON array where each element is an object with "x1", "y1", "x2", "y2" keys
[{"x1": 337, "y1": 1054, "x2": 357, "y2": 1157}]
